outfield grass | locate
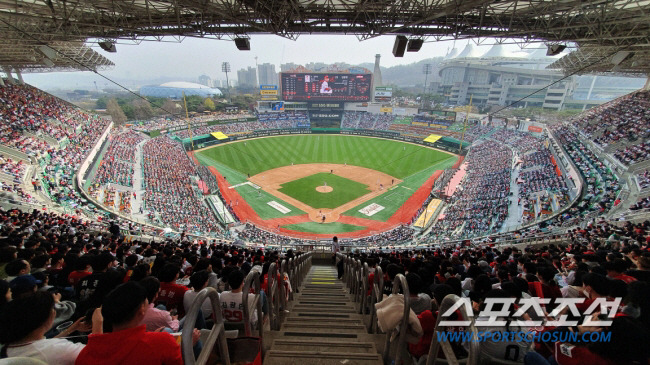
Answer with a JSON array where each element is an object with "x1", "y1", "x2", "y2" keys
[
  {"x1": 194, "y1": 153, "x2": 305, "y2": 219},
  {"x1": 282, "y1": 222, "x2": 366, "y2": 234},
  {"x1": 236, "y1": 184, "x2": 305, "y2": 219},
  {"x1": 279, "y1": 173, "x2": 370, "y2": 209},
  {"x1": 343, "y1": 156, "x2": 457, "y2": 221},
  {"x1": 196, "y1": 135, "x2": 452, "y2": 179}
]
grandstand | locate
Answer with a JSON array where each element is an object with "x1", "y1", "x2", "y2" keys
[{"x1": 1, "y1": 1, "x2": 650, "y2": 364}]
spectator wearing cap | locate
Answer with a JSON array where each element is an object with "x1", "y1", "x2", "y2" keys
[{"x1": 9, "y1": 273, "x2": 41, "y2": 298}]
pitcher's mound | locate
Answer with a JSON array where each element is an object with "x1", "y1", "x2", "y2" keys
[{"x1": 316, "y1": 186, "x2": 333, "y2": 193}]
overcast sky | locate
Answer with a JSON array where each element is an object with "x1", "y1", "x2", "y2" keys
[{"x1": 22, "y1": 35, "x2": 533, "y2": 90}]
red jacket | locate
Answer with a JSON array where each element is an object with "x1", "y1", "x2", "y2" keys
[{"x1": 75, "y1": 325, "x2": 182, "y2": 365}]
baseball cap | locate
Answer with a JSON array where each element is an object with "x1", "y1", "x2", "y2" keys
[{"x1": 9, "y1": 274, "x2": 42, "y2": 291}]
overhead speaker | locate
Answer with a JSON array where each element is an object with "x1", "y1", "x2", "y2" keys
[
  {"x1": 234, "y1": 37, "x2": 250, "y2": 51},
  {"x1": 42, "y1": 58, "x2": 55, "y2": 68},
  {"x1": 546, "y1": 44, "x2": 566, "y2": 56},
  {"x1": 37, "y1": 45, "x2": 57, "y2": 60},
  {"x1": 98, "y1": 41, "x2": 116, "y2": 53},
  {"x1": 611, "y1": 51, "x2": 633, "y2": 66},
  {"x1": 407, "y1": 39, "x2": 424, "y2": 52},
  {"x1": 392, "y1": 35, "x2": 408, "y2": 57}
]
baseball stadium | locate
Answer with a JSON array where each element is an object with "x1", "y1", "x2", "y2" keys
[{"x1": 1, "y1": 1, "x2": 650, "y2": 365}]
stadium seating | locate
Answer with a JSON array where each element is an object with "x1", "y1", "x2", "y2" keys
[{"x1": 0, "y1": 79, "x2": 650, "y2": 365}]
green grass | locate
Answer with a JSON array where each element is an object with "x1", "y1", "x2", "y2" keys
[
  {"x1": 279, "y1": 173, "x2": 370, "y2": 209},
  {"x1": 194, "y1": 152, "x2": 305, "y2": 219},
  {"x1": 236, "y1": 184, "x2": 306, "y2": 219},
  {"x1": 282, "y1": 222, "x2": 366, "y2": 234},
  {"x1": 343, "y1": 156, "x2": 457, "y2": 221},
  {"x1": 196, "y1": 135, "x2": 452, "y2": 179}
]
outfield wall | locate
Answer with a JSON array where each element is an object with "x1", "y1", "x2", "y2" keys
[{"x1": 183, "y1": 128, "x2": 469, "y2": 156}]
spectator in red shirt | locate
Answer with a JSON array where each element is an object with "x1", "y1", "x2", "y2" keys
[
  {"x1": 67, "y1": 256, "x2": 92, "y2": 287},
  {"x1": 156, "y1": 264, "x2": 188, "y2": 317},
  {"x1": 75, "y1": 281, "x2": 183, "y2": 365},
  {"x1": 604, "y1": 259, "x2": 637, "y2": 284}
]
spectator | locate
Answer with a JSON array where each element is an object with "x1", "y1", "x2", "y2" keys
[{"x1": 75, "y1": 281, "x2": 183, "y2": 365}]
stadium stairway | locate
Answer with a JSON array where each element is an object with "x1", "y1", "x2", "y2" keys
[{"x1": 264, "y1": 265, "x2": 384, "y2": 365}]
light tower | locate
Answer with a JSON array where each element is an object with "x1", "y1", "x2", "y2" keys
[
  {"x1": 422, "y1": 63, "x2": 432, "y2": 108},
  {"x1": 222, "y1": 62, "x2": 231, "y2": 102},
  {"x1": 422, "y1": 63, "x2": 432, "y2": 94}
]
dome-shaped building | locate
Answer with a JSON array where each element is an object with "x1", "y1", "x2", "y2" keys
[{"x1": 140, "y1": 81, "x2": 222, "y2": 98}]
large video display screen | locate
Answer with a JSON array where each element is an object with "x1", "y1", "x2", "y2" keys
[{"x1": 281, "y1": 73, "x2": 372, "y2": 101}]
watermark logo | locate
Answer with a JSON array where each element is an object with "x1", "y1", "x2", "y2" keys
[{"x1": 439, "y1": 297, "x2": 621, "y2": 327}]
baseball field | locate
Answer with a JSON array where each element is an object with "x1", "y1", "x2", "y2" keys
[{"x1": 191, "y1": 134, "x2": 459, "y2": 239}]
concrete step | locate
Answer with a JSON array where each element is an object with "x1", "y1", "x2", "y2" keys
[
  {"x1": 293, "y1": 298, "x2": 352, "y2": 305},
  {"x1": 290, "y1": 304, "x2": 357, "y2": 313},
  {"x1": 264, "y1": 350, "x2": 383, "y2": 365},
  {"x1": 297, "y1": 292, "x2": 349, "y2": 298},
  {"x1": 282, "y1": 322, "x2": 366, "y2": 333},
  {"x1": 284, "y1": 317, "x2": 360, "y2": 325},
  {"x1": 288, "y1": 312, "x2": 359, "y2": 320},
  {"x1": 270, "y1": 339, "x2": 377, "y2": 353}
]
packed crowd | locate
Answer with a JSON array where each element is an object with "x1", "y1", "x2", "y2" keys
[
  {"x1": 613, "y1": 140, "x2": 650, "y2": 166},
  {"x1": 237, "y1": 223, "x2": 302, "y2": 246},
  {"x1": 341, "y1": 111, "x2": 362, "y2": 129},
  {"x1": 93, "y1": 131, "x2": 144, "y2": 188},
  {"x1": 433, "y1": 141, "x2": 512, "y2": 239},
  {"x1": 350, "y1": 224, "x2": 416, "y2": 246},
  {"x1": 580, "y1": 91, "x2": 650, "y2": 147},
  {"x1": 134, "y1": 113, "x2": 254, "y2": 133},
  {"x1": 518, "y1": 154, "x2": 569, "y2": 204},
  {"x1": 173, "y1": 120, "x2": 264, "y2": 139},
  {"x1": 344, "y1": 218, "x2": 650, "y2": 364},
  {"x1": 0, "y1": 154, "x2": 26, "y2": 183},
  {"x1": 491, "y1": 128, "x2": 544, "y2": 153},
  {"x1": 358, "y1": 112, "x2": 395, "y2": 130},
  {"x1": 0, "y1": 207, "x2": 300, "y2": 365},
  {"x1": 630, "y1": 197, "x2": 650, "y2": 212},
  {"x1": 257, "y1": 111, "x2": 310, "y2": 129},
  {"x1": 0, "y1": 82, "x2": 99, "y2": 158},
  {"x1": 551, "y1": 124, "x2": 621, "y2": 216},
  {"x1": 142, "y1": 137, "x2": 220, "y2": 233}
]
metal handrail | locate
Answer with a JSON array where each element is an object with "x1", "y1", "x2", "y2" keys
[
  {"x1": 359, "y1": 262, "x2": 369, "y2": 317},
  {"x1": 280, "y1": 259, "x2": 288, "y2": 305},
  {"x1": 383, "y1": 273, "x2": 410, "y2": 365},
  {"x1": 366, "y1": 266, "x2": 383, "y2": 334},
  {"x1": 426, "y1": 294, "x2": 479, "y2": 365},
  {"x1": 182, "y1": 287, "x2": 230, "y2": 365},
  {"x1": 267, "y1": 262, "x2": 281, "y2": 331},
  {"x1": 352, "y1": 259, "x2": 360, "y2": 298},
  {"x1": 242, "y1": 270, "x2": 264, "y2": 356}
]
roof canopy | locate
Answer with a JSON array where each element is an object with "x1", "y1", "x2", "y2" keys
[{"x1": 1, "y1": 0, "x2": 649, "y2": 73}]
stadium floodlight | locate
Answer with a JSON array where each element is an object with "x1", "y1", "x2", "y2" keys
[
  {"x1": 98, "y1": 40, "x2": 117, "y2": 53},
  {"x1": 546, "y1": 44, "x2": 566, "y2": 56}
]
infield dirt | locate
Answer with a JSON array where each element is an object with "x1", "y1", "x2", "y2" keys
[{"x1": 248, "y1": 163, "x2": 402, "y2": 223}]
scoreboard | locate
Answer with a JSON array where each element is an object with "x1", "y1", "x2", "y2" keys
[{"x1": 281, "y1": 73, "x2": 372, "y2": 102}]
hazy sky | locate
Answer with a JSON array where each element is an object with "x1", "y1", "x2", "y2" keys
[{"x1": 22, "y1": 35, "x2": 533, "y2": 90}]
